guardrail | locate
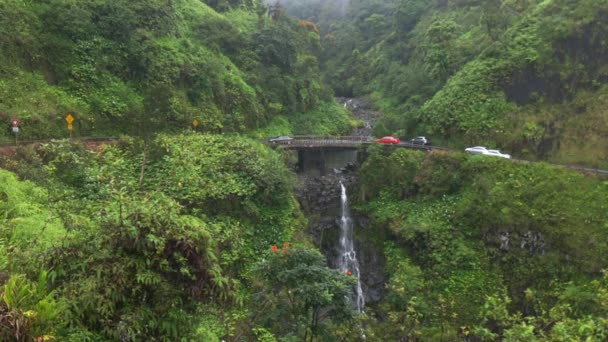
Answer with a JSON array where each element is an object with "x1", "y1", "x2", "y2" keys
[
  {"x1": 290, "y1": 135, "x2": 372, "y2": 141},
  {"x1": 265, "y1": 136, "x2": 608, "y2": 177},
  {"x1": 2, "y1": 135, "x2": 607, "y2": 178},
  {"x1": 266, "y1": 136, "x2": 373, "y2": 148},
  {"x1": 555, "y1": 163, "x2": 608, "y2": 177},
  {"x1": 266, "y1": 136, "x2": 453, "y2": 151}
]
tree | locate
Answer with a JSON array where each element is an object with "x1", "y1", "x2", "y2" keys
[
  {"x1": 422, "y1": 19, "x2": 461, "y2": 83},
  {"x1": 253, "y1": 22, "x2": 298, "y2": 72},
  {"x1": 481, "y1": 0, "x2": 510, "y2": 42},
  {"x1": 252, "y1": 245, "x2": 356, "y2": 341},
  {"x1": 395, "y1": 0, "x2": 428, "y2": 34}
]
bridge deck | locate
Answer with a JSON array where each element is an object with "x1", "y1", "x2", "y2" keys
[
  {"x1": 266, "y1": 136, "x2": 439, "y2": 151},
  {"x1": 264, "y1": 136, "x2": 608, "y2": 177}
]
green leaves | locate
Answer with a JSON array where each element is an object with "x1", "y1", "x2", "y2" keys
[
  {"x1": 252, "y1": 246, "x2": 355, "y2": 340},
  {"x1": 0, "y1": 0, "x2": 330, "y2": 143},
  {"x1": 154, "y1": 133, "x2": 292, "y2": 208},
  {"x1": 0, "y1": 129, "x2": 305, "y2": 340},
  {"x1": 0, "y1": 272, "x2": 64, "y2": 341},
  {"x1": 360, "y1": 145, "x2": 608, "y2": 339}
]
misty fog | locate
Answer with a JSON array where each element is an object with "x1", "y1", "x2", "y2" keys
[{"x1": 263, "y1": 0, "x2": 351, "y2": 18}]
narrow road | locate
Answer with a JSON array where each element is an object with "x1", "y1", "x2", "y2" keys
[{"x1": 1, "y1": 134, "x2": 607, "y2": 178}]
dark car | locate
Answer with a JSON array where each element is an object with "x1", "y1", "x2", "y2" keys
[
  {"x1": 411, "y1": 136, "x2": 430, "y2": 145},
  {"x1": 375, "y1": 136, "x2": 400, "y2": 144},
  {"x1": 269, "y1": 136, "x2": 294, "y2": 144}
]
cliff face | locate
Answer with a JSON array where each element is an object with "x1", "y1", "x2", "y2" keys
[{"x1": 294, "y1": 161, "x2": 387, "y2": 307}]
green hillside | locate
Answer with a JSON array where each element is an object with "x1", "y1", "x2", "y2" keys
[
  {"x1": 356, "y1": 146, "x2": 608, "y2": 340},
  {"x1": 0, "y1": 134, "x2": 356, "y2": 340},
  {"x1": 0, "y1": 0, "x2": 352, "y2": 142},
  {"x1": 287, "y1": 0, "x2": 608, "y2": 168},
  {"x1": 1, "y1": 0, "x2": 608, "y2": 341}
]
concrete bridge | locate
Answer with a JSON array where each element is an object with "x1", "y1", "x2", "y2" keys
[
  {"x1": 265, "y1": 135, "x2": 447, "y2": 177},
  {"x1": 265, "y1": 135, "x2": 447, "y2": 151},
  {"x1": 266, "y1": 136, "x2": 608, "y2": 177}
]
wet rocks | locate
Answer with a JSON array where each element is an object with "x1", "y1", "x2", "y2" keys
[
  {"x1": 336, "y1": 97, "x2": 381, "y2": 137},
  {"x1": 493, "y1": 230, "x2": 547, "y2": 255},
  {"x1": 294, "y1": 166, "x2": 386, "y2": 306},
  {"x1": 294, "y1": 171, "x2": 357, "y2": 218}
]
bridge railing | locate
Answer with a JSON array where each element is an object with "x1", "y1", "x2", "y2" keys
[
  {"x1": 291, "y1": 135, "x2": 373, "y2": 142},
  {"x1": 267, "y1": 136, "x2": 373, "y2": 147}
]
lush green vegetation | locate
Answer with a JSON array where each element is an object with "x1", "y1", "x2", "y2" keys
[
  {"x1": 2, "y1": 0, "x2": 608, "y2": 340},
  {"x1": 0, "y1": 0, "x2": 354, "y2": 143},
  {"x1": 357, "y1": 146, "x2": 608, "y2": 340},
  {"x1": 0, "y1": 0, "x2": 362, "y2": 339},
  {"x1": 4, "y1": 135, "x2": 607, "y2": 340},
  {"x1": 0, "y1": 133, "x2": 360, "y2": 340},
  {"x1": 286, "y1": 0, "x2": 608, "y2": 167},
  {"x1": 255, "y1": 100, "x2": 356, "y2": 138}
]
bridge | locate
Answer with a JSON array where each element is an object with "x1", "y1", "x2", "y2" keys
[
  {"x1": 266, "y1": 136, "x2": 608, "y2": 177},
  {"x1": 265, "y1": 135, "x2": 448, "y2": 151},
  {"x1": 1, "y1": 135, "x2": 606, "y2": 177}
]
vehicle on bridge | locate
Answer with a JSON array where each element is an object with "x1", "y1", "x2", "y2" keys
[
  {"x1": 411, "y1": 136, "x2": 430, "y2": 145},
  {"x1": 465, "y1": 146, "x2": 511, "y2": 159},
  {"x1": 375, "y1": 136, "x2": 400, "y2": 144},
  {"x1": 269, "y1": 136, "x2": 294, "y2": 144}
]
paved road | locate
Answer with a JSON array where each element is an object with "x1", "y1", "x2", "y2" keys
[
  {"x1": 1, "y1": 135, "x2": 607, "y2": 177},
  {"x1": 268, "y1": 136, "x2": 608, "y2": 177}
]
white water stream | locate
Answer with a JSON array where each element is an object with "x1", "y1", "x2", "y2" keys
[{"x1": 338, "y1": 181, "x2": 365, "y2": 313}]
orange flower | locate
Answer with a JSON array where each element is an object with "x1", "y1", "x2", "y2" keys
[
  {"x1": 271, "y1": 245, "x2": 278, "y2": 252},
  {"x1": 283, "y1": 242, "x2": 290, "y2": 249},
  {"x1": 345, "y1": 270, "x2": 352, "y2": 276}
]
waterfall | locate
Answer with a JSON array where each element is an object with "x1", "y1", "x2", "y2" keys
[{"x1": 338, "y1": 181, "x2": 365, "y2": 313}]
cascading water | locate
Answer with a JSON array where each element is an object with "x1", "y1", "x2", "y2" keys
[{"x1": 338, "y1": 181, "x2": 365, "y2": 313}]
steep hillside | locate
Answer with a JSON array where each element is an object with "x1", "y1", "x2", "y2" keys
[
  {"x1": 356, "y1": 146, "x2": 608, "y2": 340},
  {"x1": 0, "y1": 0, "x2": 350, "y2": 142},
  {"x1": 286, "y1": 0, "x2": 608, "y2": 168},
  {"x1": 2, "y1": 1, "x2": 608, "y2": 340},
  {"x1": 0, "y1": 134, "x2": 356, "y2": 340}
]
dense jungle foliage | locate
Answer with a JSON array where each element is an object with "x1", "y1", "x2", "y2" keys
[
  {"x1": 0, "y1": 0, "x2": 353, "y2": 142},
  {"x1": 357, "y1": 146, "x2": 608, "y2": 340},
  {"x1": 284, "y1": 0, "x2": 608, "y2": 168},
  {"x1": 3, "y1": 137, "x2": 607, "y2": 341},
  {"x1": 0, "y1": 134, "x2": 357, "y2": 340},
  {"x1": 2, "y1": 0, "x2": 608, "y2": 341}
]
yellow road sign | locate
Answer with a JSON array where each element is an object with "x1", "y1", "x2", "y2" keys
[
  {"x1": 192, "y1": 119, "x2": 199, "y2": 127},
  {"x1": 65, "y1": 114, "x2": 74, "y2": 124},
  {"x1": 67, "y1": 123, "x2": 73, "y2": 130}
]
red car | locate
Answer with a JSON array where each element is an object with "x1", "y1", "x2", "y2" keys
[{"x1": 375, "y1": 136, "x2": 400, "y2": 144}]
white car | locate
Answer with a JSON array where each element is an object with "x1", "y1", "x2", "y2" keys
[
  {"x1": 465, "y1": 146, "x2": 511, "y2": 159},
  {"x1": 464, "y1": 146, "x2": 489, "y2": 155},
  {"x1": 486, "y1": 149, "x2": 511, "y2": 159}
]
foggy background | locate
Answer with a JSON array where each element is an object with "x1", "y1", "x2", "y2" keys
[{"x1": 262, "y1": 0, "x2": 351, "y2": 20}]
